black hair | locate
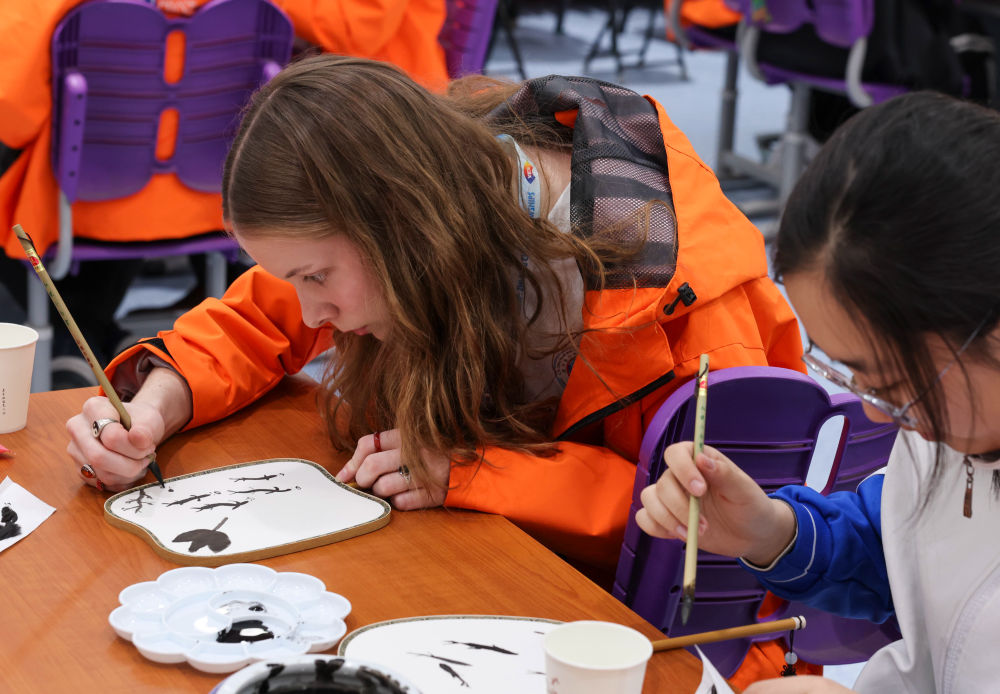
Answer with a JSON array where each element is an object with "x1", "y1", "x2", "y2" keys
[{"x1": 774, "y1": 90, "x2": 1000, "y2": 495}]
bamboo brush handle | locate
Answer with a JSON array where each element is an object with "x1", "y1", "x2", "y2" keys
[{"x1": 651, "y1": 615, "x2": 806, "y2": 652}]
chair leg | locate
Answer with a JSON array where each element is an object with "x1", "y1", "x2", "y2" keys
[
  {"x1": 636, "y1": 5, "x2": 657, "y2": 68},
  {"x1": 204, "y1": 252, "x2": 228, "y2": 299},
  {"x1": 26, "y1": 273, "x2": 53, "y2": 392},
  {"x1": 716, "y1": 50, "x2": 740, "y2": 177},
  {"x1": 583, "y1": 13, "x2": 613, "y2": 71},
  {"x1": 583, "y1": 0, "x2": 626, "y2": 78},
  {"x1": 610, "y1": 3, "x2": 626, "y2": 80},
  {"x1": 779, "y1": 83, "x2": 811, "y2": 205},
  {"x1": 554, "y1": 0, "x2": 568, "y2": 35},
  {"x1": 495, "y1": 0, "x2": 527, "y2": 80}
]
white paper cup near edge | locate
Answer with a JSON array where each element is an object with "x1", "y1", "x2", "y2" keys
[
  {"x1": 0, "y1": 323, "x2": 39, "y2": 434},
  {"x1": 544, "y1": 620, "x2": 653, "y2": 694}
]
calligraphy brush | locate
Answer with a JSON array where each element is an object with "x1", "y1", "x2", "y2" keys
[
  {"x1": 680, "y1": 353, "x2": 710, "y2": 626},
  {"x1": 652, "y1": 615, "x2": 805, "y2": 651},
  {"x1": 13, "y1": 224, "x2": 165, "y2": 488}
]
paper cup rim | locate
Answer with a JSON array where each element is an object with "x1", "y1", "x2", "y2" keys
[
  {"x1": 0, "y1": 323, "x2": 39, "y2": 350},
  {"x1": 544, "y1": 620, "x2": 653, "y2": 671}
]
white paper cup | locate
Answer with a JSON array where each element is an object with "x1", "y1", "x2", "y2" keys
[
  {"x1": 544, "y1": 620, "x2": 653, "y2": 694},
  {"x1": 0, "y1": 323, "x2": 39, "y2": 434}
]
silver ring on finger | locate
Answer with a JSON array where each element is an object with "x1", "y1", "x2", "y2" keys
[
  {"x1": 397, "y1": 465, "x2": 411, "y2": 484},
  {"x1": 91, "y1": 417, "x2": 118, "y2": 439}
]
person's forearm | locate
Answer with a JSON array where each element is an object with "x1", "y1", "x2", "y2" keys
[
  {"x1": 129, "y1": 367, "x2": 193, "y2": 439},
  {"x1": 742, "y1": 498, "x2": 798, "y2": 567}
]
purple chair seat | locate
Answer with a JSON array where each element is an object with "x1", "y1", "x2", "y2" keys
[{"x1": 614, "y1": 366, "x2": 900, "y2": 677}]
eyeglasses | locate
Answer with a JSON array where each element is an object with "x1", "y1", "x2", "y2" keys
[{"x1": 802, "y1": 314, "x2": 994, "y2": 428}]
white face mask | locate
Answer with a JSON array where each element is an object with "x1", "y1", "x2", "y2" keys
[{"x1": 496, "y1": 134, "x2": 542, "y2": 219}]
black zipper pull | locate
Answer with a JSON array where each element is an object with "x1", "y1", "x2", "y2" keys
[
  {"x1": 664, "y1": 282, "x2": 697, "y2": 315},
  {"x1": 963, "y1": 456, "x2": 975, "y2": 518}
]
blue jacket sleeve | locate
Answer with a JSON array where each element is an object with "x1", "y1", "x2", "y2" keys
[{"x1": 738, "y1": 473, "x2": 894, "y2": 622}]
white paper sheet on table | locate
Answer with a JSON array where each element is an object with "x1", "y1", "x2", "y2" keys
[
  {"x1": 0, "y1": 476, "x2": 55, "y2": 552},
  {"x1": 694, "y1": 646, "x2": 737, "y2": 694}
]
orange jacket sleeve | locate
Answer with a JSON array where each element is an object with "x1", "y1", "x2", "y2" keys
[
  {"x1": 446, "y1": 442, "x2": 637, "y2": 569},
  {"x1": 277, "y1": 0, "x2": 448, "y2": 91},
  {"x1": 107, "y1": 266, "x2": 334, "y2": 429}
]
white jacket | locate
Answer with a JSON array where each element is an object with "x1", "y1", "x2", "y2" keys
[{"x1": 855, "y1": 431, "x2": 1000, "y2": 692}]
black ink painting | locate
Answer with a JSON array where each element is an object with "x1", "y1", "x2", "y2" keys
[
  {"x1": 439, "y1": 663, "x2": 470, "y2": 688},
  {"x1": 105, "y1": 459, "x2": 391, "y2": 564},
  {"x1": 342, "y1": 615, "x2": 562, "y2": 692},
  {"x1": 193, "y1": 500, "x2": 248, "y2": 512},
  {"x1": 408, "y1": 652, "x2": 471, "y2": 666},
  {"x1": 444, "y1": 640, "x2": 518, "y2": 655},
  {"x1": 164, "y1": 493, "x2": 214, "y2": 507},
  {"x1": 123, "y1": 488, "x2": 154, "y2": 514},
  {"x1": 173, "y1": 517, "x2": 232, "y2": 553},
  {"x1": 0, "y1": 505, "x2": 21, "y2": 540}
]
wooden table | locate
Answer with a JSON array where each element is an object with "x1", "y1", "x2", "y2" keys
[{"x1": 0, "y1": 376, "x2": 701, "y2": 693}]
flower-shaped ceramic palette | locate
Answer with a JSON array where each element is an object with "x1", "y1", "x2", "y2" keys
[
  {"x1": 109, "y1": 563, "x2": 352, "y2": 673},
  {"x1": 104, "y1": 459, "x2": 390, "y2": 566}
]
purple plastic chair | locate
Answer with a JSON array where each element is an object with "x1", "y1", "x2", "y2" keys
[
  {"x1": 27, "y1": 0, "x2": 293, "y2": 390},
  {"x1": 613, "y1": 365, "x2": 900, "y2": 677},
  {"x1": 439, "y1": 0, "x2": 501, "y2": 78},
  {"x1": 732, "y1": 0, "x2": 908, "y2": 108},
  {"x1": 723, "y1": 0, "x2": 909, "y2": 212}
]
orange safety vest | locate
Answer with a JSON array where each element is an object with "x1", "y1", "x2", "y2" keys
[
  {"x1": 106, "y1": 79, "x2": 810, "y2": 685},
  {"x1": 0, "y1": 0, "x2": 447, "y2": 259}
]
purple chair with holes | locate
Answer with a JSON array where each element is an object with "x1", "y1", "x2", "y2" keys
[
  {"x1": 28, "y1": 0, "x2": 293, "y2": 391},
  {"x1": 439, "y1": 0, "x2": 500, "y2": 78},
  {"x1": 613, "y1": 365, "x2": 901, "y2": 677}
]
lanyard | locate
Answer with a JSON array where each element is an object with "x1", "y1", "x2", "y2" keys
[{"x1": 496, "y1": 134, "x2": 542, "y2": 219}]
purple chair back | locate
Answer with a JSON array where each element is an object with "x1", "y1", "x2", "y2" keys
[
  {"x1": 727, "y1": 0, "x2": 906, "y2": 104},
  {"x1": 729, "y1": 0, "x2": 872, "y2": 47},
  {"x1": 51, "y1": 0, "x2": 293, "y2": 203},
  {"x1": 439, "y1": 0, "x2": 499, "y2": 78},
  {"x1": 613, "y1": 366, "x2": 899, "y2": 676}
]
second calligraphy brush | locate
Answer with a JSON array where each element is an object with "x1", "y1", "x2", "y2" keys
[
  {"x1": 680, "y1": 353, "x2": 709, "y2": 626},
  {"x1": 13, "y1": 224, "x2": 164, "y2": 488}
]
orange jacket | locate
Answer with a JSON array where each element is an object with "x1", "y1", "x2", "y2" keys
[
  {"x1": 0, "y1": 0, "x2": 446, "y2": 259},
  {"x1": 276, "y1": 0, "x2": 448, "y2": 93},
  {"x1": 666, "y1": 0, "x2": 741, "y2": 29}
]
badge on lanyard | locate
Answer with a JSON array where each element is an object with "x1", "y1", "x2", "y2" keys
[{"x1": 496, "y1": 134, "x2": 542, "y2": 219}]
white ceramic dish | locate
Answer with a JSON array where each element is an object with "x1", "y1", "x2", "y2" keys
[
  {"x1": 210, "y1": 655, "x2": 422, "y2": 693},
  {"x1": 339, "y1": 615, "x2": 560, "y2": 693},
  {"x1": 109, "y1": 564, "x2": 351, "y2": 673}
]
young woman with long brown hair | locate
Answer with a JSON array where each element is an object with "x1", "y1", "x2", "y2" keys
[{"x1": 67, "y1": 53, "x2": 804, "y2": 682}]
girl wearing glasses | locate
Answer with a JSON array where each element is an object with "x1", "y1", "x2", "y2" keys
[{"x1": 639, "y1": 90, "x2": 1000, "y2": 693}]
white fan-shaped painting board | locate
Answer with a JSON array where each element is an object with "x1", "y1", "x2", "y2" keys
[
  {"x1": 105, "y1": 459, "x2": 390, "y2": 565},
  {"x1": 339, "y1": 615, "x2": 561, "y2": 693}
]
